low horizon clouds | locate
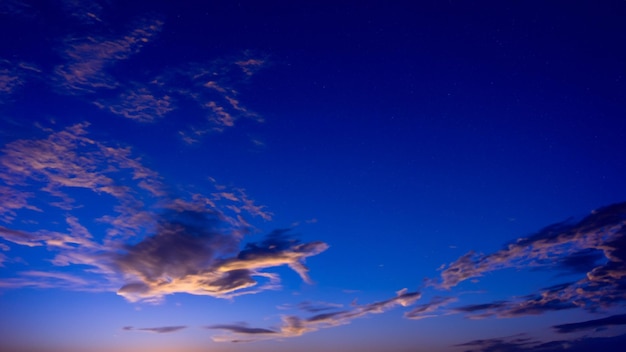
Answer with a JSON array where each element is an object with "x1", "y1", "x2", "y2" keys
[{"x1": 1, "y1": 124, "x2": 625, "y2": 343}]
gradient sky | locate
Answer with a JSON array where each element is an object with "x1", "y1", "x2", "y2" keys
[{"x1": 1, "y1": 1, "x2": 626, "y2": 351}]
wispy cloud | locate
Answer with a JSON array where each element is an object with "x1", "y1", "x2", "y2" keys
[
  {"x1": 428, "y1": 202, "x2": 626, "y2": 319},
  {"x1": 404, "y1": 296, "x2": 457, "y2": 320},
  {"x1": 0, "y1": 122, "x2": 164, "y2": 213},
  {"x1": 236, "y1": 58, "x2": 266, "y2": 76},
  {"x1": 150, "y1": 56, "x2": 267, "y2": 139},
  {"x1": 435, "y1": 203, "x2": 626, "y2": 290},
  {"x1": 61, "y1": 0, "x2": 103, "y2": 24},
  {"x1": 54, "y1": 18, "x2": 162, "y2": 93},
  {"x1": 278, "y1": 300, "x2": 344, "y2": 313},
  {"x1": 0, "y1": 270, "x2": 108, "y2": 292},
  {"x1": 208, "y1": 289, "x2": 420, "y2": 342},
  {"x1": 122, "y1": 325, "x2": 187, "y2": 334},
  {"x1": 0, "y1": 0, "x2": 33, "y2": 17},
  {"x1": 94, "y1": 86, "x2": 174, "y2": 122},
  {"x1": 0, "y1": 59, "x2": 40, "y2": 101}
]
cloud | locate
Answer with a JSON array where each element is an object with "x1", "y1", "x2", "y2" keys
[
  {"x1": 206, "y1": 324, "x2": 277, "y2": 335},
  {"x1": 149, "y1": 56, "x2": 266, "y2": 138},
  {"x1": 0, "y1": 226, "x2": 43, "y2": 247},
  {"x1": 0, "y1": 186, "x2": 41, "y2": 223},
  {"x1": 457, "y1": 333, "x2": 626, "y2": 352},
  {"x1": 0, "y1": 122, "x2": 164, "y2": 212},
  {"x1": 94, "y1": 86, "x2": 174, "y2": 122},
  {"x1": 404, "y1": 296, "x2": 457, "y2": 320},
  {"x1": 0, "y1": 123, "x2": 294, "y2": 302},
  {"x1": 0, "y1": 270, "x2": 109, "y2": 292},
  {"x1": 122, "y1": 326, "x2": 187, "y2": 334},
  {"x1": 553, "y1": 314, "x2": 626, "y2": 334},
  {"x1": 236, "y1": 58, "x2": 266, "y2": 76},
  {"x1": 293, "y1": 301, "x2": 345, "y2": 313},
  {"x1": 54, "y1": 18, "x2": 162, "y2": 93},
  {"x1": 217, "y1": 229, "x2": 328, "y2": 284},
  {"x1": 113, "y1": 217, "x2": 327, "y2": 302},
  {"x1": 429, "y1": 202, "x2": 626, "y2": 319},
  {"x1": 0, "y1": 59, "x2": 40, "y2": 101},
  {"x1": 436, "y1": 202, "x2": 626, "y2": 289},
  {"x1": 61, "y1": 0, "x2": 103, "y2": 24},
  {"x1": 209, "y1": 289, "x2": 420, "y2": 342},
  {"x1": 0, "y1": 0, "x2": 33, "y2": 17}
]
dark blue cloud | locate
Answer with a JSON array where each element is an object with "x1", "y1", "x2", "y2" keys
[
  {"x1": 457, "y1": 333, "x2": 626, "y2": 352},
  {"x1": 553, "y1": 314, "x2": 626, "y2": 333}
]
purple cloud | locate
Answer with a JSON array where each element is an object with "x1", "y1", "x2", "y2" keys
[{"x1": 122, "y1": 325, "x2": 187, "y2": 334}]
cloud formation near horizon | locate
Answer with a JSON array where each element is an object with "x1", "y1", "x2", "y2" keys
[
  {"x1": 457, "y1": 333, "x2": 626, "y2": 352},
  {"x1": 208, "y1": 288, "x2": 421, "y2": 342}
]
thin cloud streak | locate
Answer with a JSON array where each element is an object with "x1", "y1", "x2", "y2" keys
[
  {"x1": 457, "y1": 333, "x2": 626, "y2": 352},
  {"x1": 553, "y1": 314, "x2": 626, "y2": 334},
  {"x1": 209, "y1": 289, "x2": 420, "y2": 342},
  {"x1": 122, "y1": 325, "x2": 187, "y2": 334}
]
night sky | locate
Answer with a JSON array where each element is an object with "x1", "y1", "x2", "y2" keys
[{"x1": 1, "y1": 1, "x2": 626, "y2": 351}]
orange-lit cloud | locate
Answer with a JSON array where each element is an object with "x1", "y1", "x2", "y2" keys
[{"x1": 0, "y1": 123, "x2": 325, "y2": 305}]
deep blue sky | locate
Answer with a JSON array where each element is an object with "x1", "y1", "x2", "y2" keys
[{"x1": 1, "y1": 1, "x2": 626, "y2": 351}]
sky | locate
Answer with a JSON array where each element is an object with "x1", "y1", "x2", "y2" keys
[{"x1": 1, "y1": 1, "x2": 626, "y2": 351}]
